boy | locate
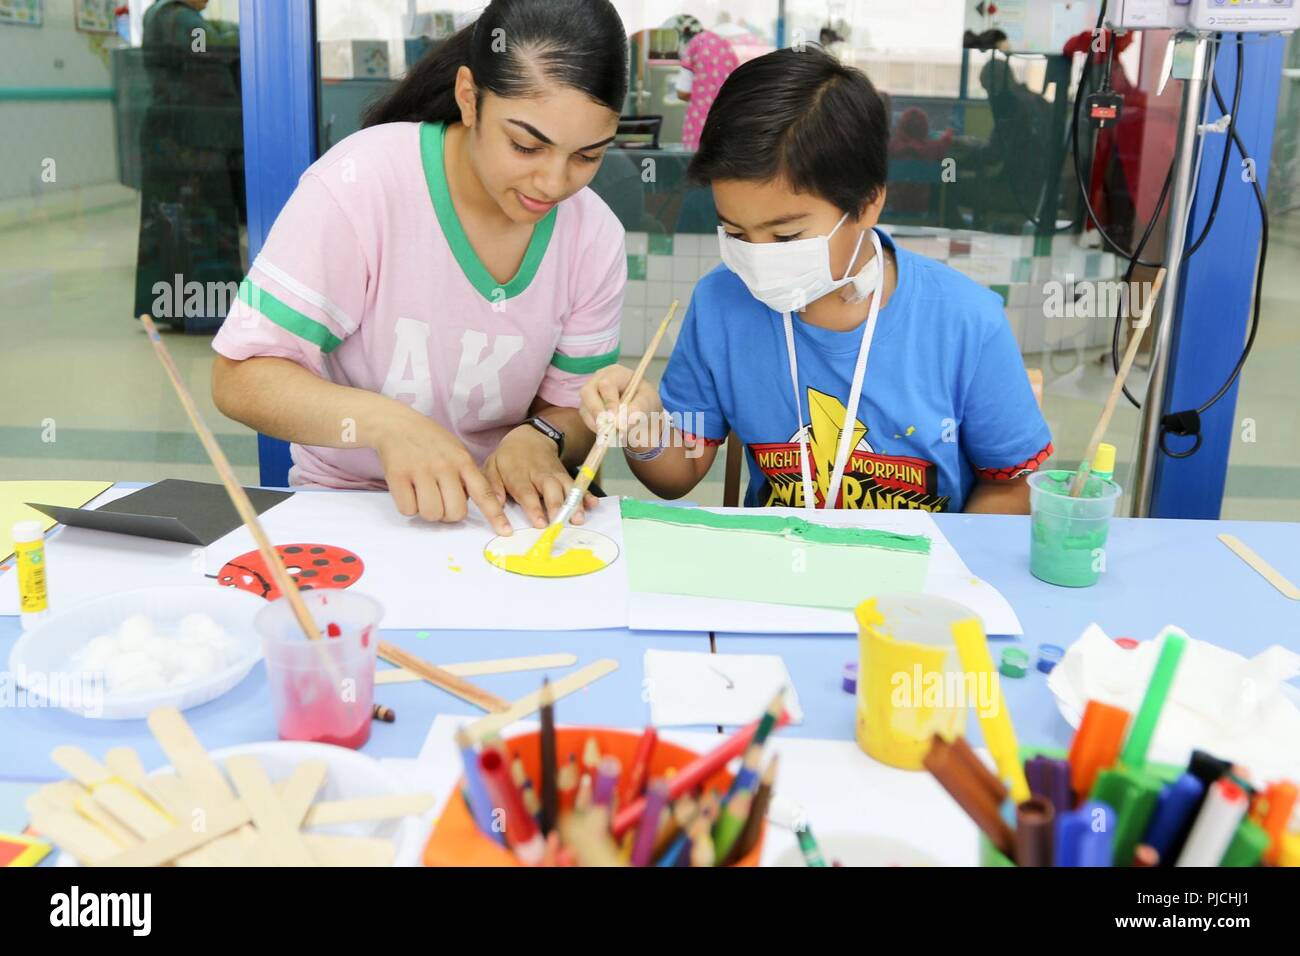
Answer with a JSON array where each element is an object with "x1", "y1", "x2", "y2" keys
[{"x1": 580, "y1": 47, "x2": 1051, "y2": 513}]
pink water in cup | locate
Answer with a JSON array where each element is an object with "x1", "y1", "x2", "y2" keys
[{"x1": 255, "y1": 590, "x2": 382, "y2": 749}]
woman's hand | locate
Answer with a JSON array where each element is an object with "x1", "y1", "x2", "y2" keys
[
  {"x1": 483, "y1": 425, "x2": 599, "y2": 529},
  {"x1": 373, "y1": 408, "x2": 512, "y2": 536},
  {"x1": 578, "y1": 365, "x2": 663, "y2": 451}
]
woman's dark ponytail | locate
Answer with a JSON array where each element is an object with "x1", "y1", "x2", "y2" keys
[
  {"x1": 363, "y1": 24, "x2": 474, "y2": 127},
  {"x1": 364, "y1": 0, "x2": 628, "y2": 129}
]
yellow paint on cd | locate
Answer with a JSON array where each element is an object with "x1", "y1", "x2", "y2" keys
[{"x1": 484, "y1": 527, "x2": 619, "y2": 579}]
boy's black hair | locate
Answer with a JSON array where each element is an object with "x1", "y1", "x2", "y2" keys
[
  {"x1": 365, "y1": 0, "x2": 628, "y2": 127},
  {"x1": 688, "y1": 46, "x2": 890, "y2": 217}
]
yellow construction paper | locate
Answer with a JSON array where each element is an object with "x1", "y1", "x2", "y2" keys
[{"x1": 0, "y1": 481, "x2": 113, "y2": 562}]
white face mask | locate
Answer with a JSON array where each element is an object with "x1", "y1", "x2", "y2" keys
[{"x1": 718, "y1": 214, "x2": 878, "y2": 313}]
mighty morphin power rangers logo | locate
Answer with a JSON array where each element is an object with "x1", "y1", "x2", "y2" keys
[{"x1": 749, "y1": 388, "x2": 951, "y2": 511}]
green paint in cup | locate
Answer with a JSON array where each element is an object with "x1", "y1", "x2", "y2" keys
[{"x1": 1028, "y1": 469, "x2": 1122, "y2": 588}]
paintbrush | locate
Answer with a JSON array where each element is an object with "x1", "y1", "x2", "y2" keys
[
  {"x1": 1069, "y1": 268, "x2": 1166, "y2": 496},
  {"x1": 529, "y1": 300, "x2": 679, "y2": 559},
  {"x1": 139, "y1": 315, "x2": 324, "y2": 644},
  {"x1": 140, "y1": 314, "x2": 504, "y2": 714}
]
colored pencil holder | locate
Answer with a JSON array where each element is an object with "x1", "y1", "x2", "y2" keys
[
  {"x1": 423, "y1": 727, "x2": 765, "y2": 867},
  {"x1": 855, "y1": 595, "x2": 969, "y2": 771}
]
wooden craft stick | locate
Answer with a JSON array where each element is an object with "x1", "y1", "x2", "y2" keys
[
  {"x1": 224, "y1": 755, "x2": 316, "y2": 867},
  {"x1": 241, "y1": 760, "x2": 329, "y2": 867},
  {"x1": 101, "y1": 801, "x2": 251, "y2": 868},
  {"x1": 28, "y1": 786, "x2": 136, "y2": 851},
  {"x1": 1071, "y1": 268, "x2": 1167, "y2": 496},
  {"x1": 464, "y1": 658, "x2": 619, "y2": 743},
  {"x1": 375, "y1": 652, "x2": 579, "y2": 684},
  {"x1": 93, "y1": 783, "x2": 174, "y2": 839},
  {"x1": 28, "y1": 805, "x2": 123, "y2": 865},
  {"x1": 112, "y1": 768, "x2": 233, "y2": 867},
  {"x1": 377, "y1": 641, "x2": 509, "y2": 713},
  {"x1": 302, "y1": 793, "x2": 438, "y2": 827},
  {"x1": 300, "y1": 834, "x2": 396, "y2": 867},
  {"x1": 1219, "y1": 534, "x2": 1300, "y2": 600},
  {"x1": 147, "y1": 708, "x2": 238, "y2": 805},
  {"x1": 146, "y1": 707, "x2": 256, "y2": 864},
  {"x1": 278, "y1": 760, "x2": 330, "y2": 825}
]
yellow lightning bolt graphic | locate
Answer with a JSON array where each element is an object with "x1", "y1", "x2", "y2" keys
[{"x1": 805, "y1": 388, "x2": 867, "y2": 507}]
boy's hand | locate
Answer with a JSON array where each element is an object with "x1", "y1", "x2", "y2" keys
[
  {"x1": 373, "y1": 409, "x2": 512, "y2": 536},
  {"x1": 578, "y1": 365, "x2": 663, "y2": 451}
]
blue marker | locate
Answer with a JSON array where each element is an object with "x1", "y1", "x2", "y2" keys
[
  {"x1": 456, "y1": 727, "x2": 506, "y2": 846},
  {"x1": 1055, "y1": 801, "x2": 1115, "y2": 867},
  {"x1": 1143, "y1": 773, "x2": 1205, "y2": 862}
]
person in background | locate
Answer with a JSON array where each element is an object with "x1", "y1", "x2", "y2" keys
[
  {"x1": 133, "y1": 0, "x2": 244, "y2": 333},
  {"x1": 673, "y1": 15, "x2": 740, "y2": 151},
  {"x1": 887, "y1": 106, "x2": 954, "y2": 217}
]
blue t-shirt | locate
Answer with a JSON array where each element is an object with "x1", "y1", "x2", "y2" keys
[{"x1": 660, "y1": 229, "x2": 1053, "y2": 512}]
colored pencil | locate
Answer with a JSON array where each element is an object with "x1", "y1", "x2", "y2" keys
[{"x1": 539, "y1": 677, "x2": 558, "y2": 835}]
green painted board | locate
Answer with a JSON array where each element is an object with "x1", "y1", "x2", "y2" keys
[{"x1": 620, "y1": 500, "x2": 931, "y2": 610}]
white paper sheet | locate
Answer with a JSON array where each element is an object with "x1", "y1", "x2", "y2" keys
[
  {"x1": 626, "y1": 506, "x2": 1022, "y2": 636},
  {"x1": 643, "y1": 649, "x2": 804, "y2": 727},
  {"x1": 2, "y1": 488, "x2": 630, "y2": 631},
  {"x1": 0, "y1": 485, "x2": 207, "y2": 615},
  {"x1": 198, "y1": 490, "x2": 629, "y2": 630},
  {"x1": 414, "y1": 714, "x2": 978, "y2": 866}
]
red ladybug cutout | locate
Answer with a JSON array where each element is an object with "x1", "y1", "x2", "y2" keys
[{"x1": 216, "y1": 543, "x2": 364, "y2": 600}]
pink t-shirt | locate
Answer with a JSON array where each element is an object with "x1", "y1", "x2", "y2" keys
[
  {"x1": 213, "y1": 122, "x2": 626, "y2": 488},
  {"x1": 680, "y1": 31, "x2": 739, "y2": 151}
]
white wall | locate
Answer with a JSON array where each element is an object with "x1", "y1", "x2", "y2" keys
[{"x1": 0, "y1": 1, "x2": 121, "y2": 202}]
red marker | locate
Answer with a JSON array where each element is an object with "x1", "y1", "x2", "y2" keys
[{"x1": 479, "y1": 748, "x2": 544, "y2": 865}]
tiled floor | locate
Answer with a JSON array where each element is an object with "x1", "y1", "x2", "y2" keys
[{"x1": 2, "y1": 190, "x2": 1297, "y2": 520}]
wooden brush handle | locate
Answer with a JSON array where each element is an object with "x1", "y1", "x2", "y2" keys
[
  {"x1": 139, "y1": 314, "x2": 322, "y2": 641},
  {"x1": 1070, "y1": 269, "x2": 1167, "y2": 497}
]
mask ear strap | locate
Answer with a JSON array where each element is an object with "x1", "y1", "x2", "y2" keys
[{"x1": 838, "y1": 228, "x2": 869, "y2": 282}]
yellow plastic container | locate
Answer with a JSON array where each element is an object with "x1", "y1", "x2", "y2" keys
[{"x1": 855, "y1": 594, "x2": 971, "y2": 770}]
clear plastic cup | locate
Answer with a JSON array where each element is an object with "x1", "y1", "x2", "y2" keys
[
  {"x1": 1028, "y1": 470, "x2": 1122, "y2": 588},
  {"x1": 256, "y1": 590, "x2": 383, "y2": 749}
]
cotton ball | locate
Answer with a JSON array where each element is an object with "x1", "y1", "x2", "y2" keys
[
  {"x1": 76, "y1": 634, "x2": 119, "y2": 672},
  {"x1": 106, "y1": 650, "x2": 165, "y2": 693},
  {"x1": 116, "y1": 615, "x2": 155, "y2": 650},
  {"x1": 179, "y1": 613, "x2": 224, "y2": 642}
]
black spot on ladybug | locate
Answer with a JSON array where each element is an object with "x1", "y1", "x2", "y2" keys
[
  {"x1": 299, "y1": 569, "x2": 317, "y2": 578},
  {"x1": 341, "y1": 556, "x2": 357, "y2": 563},
  {"x1": 313, "y1": 559, "x2": 329, "y2": 567},
  {"x1": 283, "y1": 546, "x2": 302, "y2": 554},
  {"x1": 310, "y1": 547, "x2": 325, "y2": 554},
  {"x1": 333, "y1": 574, "x2": 350, "y2": 582},
  {"x1": 300, "y1": 585, "x2": 314, "y2": 590}
]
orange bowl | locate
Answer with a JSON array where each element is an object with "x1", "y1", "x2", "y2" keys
[{"x1": 424, "y1": 727, "x2": 764, "y2": 867}]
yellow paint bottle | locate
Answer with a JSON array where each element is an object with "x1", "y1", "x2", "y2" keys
[
  {"x1": 855, "y1": 594, "x2": 970, "y2": 770},
  {"x1": 13, "y1": 521, "x2": 50, "y2": 629}
]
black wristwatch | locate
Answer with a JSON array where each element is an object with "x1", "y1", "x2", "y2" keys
[{"x1": 524, "y1": 416, "x2": 565, "y2": 459}]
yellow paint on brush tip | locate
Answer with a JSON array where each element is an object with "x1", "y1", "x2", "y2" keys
[{"x1": 528, "y1": 523, "x2": 564, "y2": 560}]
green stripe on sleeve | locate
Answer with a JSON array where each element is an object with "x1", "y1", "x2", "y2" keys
[
  {"x1": 549, "y1": 346, "x2": 620, "y2": 375},
  {"x1": 239, "y1": 279, "x2": 344, "y2": 353}
]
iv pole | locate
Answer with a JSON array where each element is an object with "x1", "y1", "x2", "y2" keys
[{"x1": 1130, "y1": 34, "x2": 1210, "y2": 517}]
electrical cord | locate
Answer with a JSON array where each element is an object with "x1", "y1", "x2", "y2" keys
[
  {"x1": 1113, "y1": 162, "x2": 1175, "y2": 408},
  {"x1": 1160, "y1": 34, "x2": 1269, "y2": 459},
  {"x1": 1185, "y1": 33, "x2": 1242, "y2": 258},
  {"x1": 1068, "y1": 0, "x2": 1166, "y2": 267}
]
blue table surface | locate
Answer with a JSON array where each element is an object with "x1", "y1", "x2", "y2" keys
[
  {"x1": 718, "y1": 514, "x2": 1300, "y2": 750},
  {"x1": 3, "y1": 501, "x2": 1298, "y2": 786}
]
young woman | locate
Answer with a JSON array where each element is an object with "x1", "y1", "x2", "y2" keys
[
  {"x1": 580, "y1": 47, "x2": 1052, "y2": 514},
  {"x1": 211, "y1": 0, "x2": 629, "y2": 536}
]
